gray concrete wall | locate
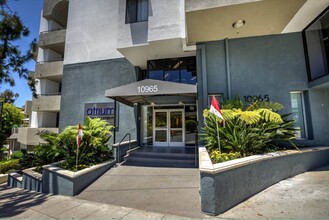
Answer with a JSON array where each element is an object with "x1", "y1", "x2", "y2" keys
[
  {"x1": 200, "y1": 148, "x2": 329, "y2": 215},
  {"x1": 60, "y1": 58, "x2": 137, "y2": 143},
  {"x1": 197, "y1": 32, "x2": 329, "y2": 146},
  {"x1": 42, "y1": 160, "x2": 116, "y2": 196}
]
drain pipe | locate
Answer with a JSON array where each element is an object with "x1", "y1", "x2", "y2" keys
[{"x1": 225, "y1": 38, "x2": 232, "y2": 100}]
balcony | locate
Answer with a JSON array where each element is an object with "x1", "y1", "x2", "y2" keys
[
  {"x1": 43, "y1": 0, "x2": 69, "y2": 27},
  {"x1": 38, "y1": 29, "x2": 66, "y2": 55},
  {"x1": 32, "y1": 95, "x2": 61, "y2": 112},
  {"x1": 17, "y1": 127, "x2": 59, "y2": 146},
  {"x1": 35, "y1": 60, "x2": 63, "y2": 82}
]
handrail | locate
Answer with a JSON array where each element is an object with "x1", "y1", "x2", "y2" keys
[
  {"x1": 116, "y1": 133, "x2": 131, "y2": 163},
  {"x1": 195, "y1": 132, "x2": 198, "y2": 167},
  {"x1": 36, "y1": 93, "x2": 61, "y2": 97}
]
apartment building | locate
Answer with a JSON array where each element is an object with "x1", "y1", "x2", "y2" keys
[{"x1": 15, "y1": 0, "x2": 329, "y2": 150}]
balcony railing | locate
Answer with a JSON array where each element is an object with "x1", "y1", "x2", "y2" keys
[
  {"x1": 32, "y1": 94, "x2": 61, "y2": 112},
  {"x1": 17, "y1": 127, "x2": 59, "y2": 146},
  {"x1": 35, "y1": 60, "x2": 63, "y2": 82},
  {"x1": 38, "y1": 29, "x2": 66, "y2": 55}
]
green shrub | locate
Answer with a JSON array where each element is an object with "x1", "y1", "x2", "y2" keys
[
  {"x1": 201, "y1": 99, "x2": 298, "y2": 159},
  {"x1": 17, "y1": 117, "x2": 114, "y2": 172},
  {"x1": 0, "y1": 159, "x2": 20, "y2": 174},
  {"x1": 10, "y1": 151, "x2": 24, "y2": 159},
  {"x1": 56, "y1": 117, "x2": 114, "y2": 171}
]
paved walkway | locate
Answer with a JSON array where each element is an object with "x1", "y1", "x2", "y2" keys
[
  {"x1": 76, "y1": 165, "x2": 204, "y2": 218},
  {"x1": 0, "y1": 165, "x2": 328, "y2": 219},
  {"x1": 219, "y1": 165, "x2": 329, "y2": 219},
  {"x1": 0, "y1": 184, "x2": 200, "y2": 219}
]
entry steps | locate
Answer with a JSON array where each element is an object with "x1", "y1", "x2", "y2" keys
[{"x1": 122, "y1": 146, "x2": 198, "y2": 168}]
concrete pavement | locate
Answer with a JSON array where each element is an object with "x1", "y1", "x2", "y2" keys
[
  {"x1": 0, "y1": 184, "x2": 200, "y2": 219},
  {"x1": 219, "y1": 165, "x2": 329, "y2": 219},
  {"x1": 76, "y1": 165, "x2": 204, "y2": 218},
  {"x1": 1, "y1": 165, "x2": 329, "y2": 219}
]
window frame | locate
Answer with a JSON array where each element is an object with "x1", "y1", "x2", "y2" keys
[
  {"x1": 290, "y1": 91, "x2": 308, "y2": 140},
  {"x1": 125, "y1": 0, "x2": 149, "y2": 24}
]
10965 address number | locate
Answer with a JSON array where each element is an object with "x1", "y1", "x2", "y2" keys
[{"x1": 137, "y1": 85, "x2": 158, "y2": 93}]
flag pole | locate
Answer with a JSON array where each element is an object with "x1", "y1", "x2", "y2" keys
[
  {"x1": 76, "y1": 147, "x2": 79, "y2": 171},
  {"x1": 216, "y1": 118, "x2": 221, "y2": 154}
]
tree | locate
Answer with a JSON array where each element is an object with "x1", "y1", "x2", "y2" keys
[
  {"x1": 0, "y1": 89, "x2": 18, "y2": 104},
  {"x1": 0, "y1": 0, "x2": 36, "y2": 96},
  {"x1": 0, "y1": 102, "x2": 23, "y2": 147}
]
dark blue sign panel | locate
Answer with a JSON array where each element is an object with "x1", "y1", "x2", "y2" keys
[{"x1": 84, "y1": 102, "x2": 115, "y2": 126}]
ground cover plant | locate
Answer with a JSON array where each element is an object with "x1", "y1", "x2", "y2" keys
[{"x1": 201, "y1": 97, "x2": 298, "y2": 163}]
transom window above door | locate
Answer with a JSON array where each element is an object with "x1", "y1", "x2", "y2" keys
[{"x1": 147, "y1": 57, "x2": 197, "y2": 85}]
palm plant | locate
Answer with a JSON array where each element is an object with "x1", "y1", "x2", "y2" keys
[
  {"x1": 202, "y1": 100, "x2": 298, "y2": 158},
  {"x1": 58, "y1": 117, "x2": 114, "y2": 170}
]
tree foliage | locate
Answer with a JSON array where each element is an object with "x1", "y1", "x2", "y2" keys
[
  {"x1": 0, "y1": 102, "x2": 23, "y2": 147},
  {"x1": 0, "y1": 0, "x2": 36, "y2": 96},
  {"x1": 0, "y1": 88, "x2": 18, "y2": 103}
]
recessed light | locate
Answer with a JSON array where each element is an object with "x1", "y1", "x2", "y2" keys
[{"x1": 232, "y1": 20, "x2": 246, "y2": 29}]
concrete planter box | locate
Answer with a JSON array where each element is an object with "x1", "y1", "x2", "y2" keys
[
  {"x1": 0, "y1": 174, "x2": 8, "y2": 184},
  {"x1": 42, "y1": 159, "x2": 116, "y2": 196},
  {"x1": 199, "y1": 146, "x2": 329, "y2": 216}
]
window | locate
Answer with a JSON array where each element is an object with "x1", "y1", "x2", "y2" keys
[
  {"x1": 290, "y1": 92, "x2": 307, "y2": 139},
  {"x1": 304, "y1": 8, "x2": 329, "y2": 81},
  {"x1": 126, "y1": 0, "x2": 149, "y2": 23},
  {"x1": 208, "y1": 94, "x2": 223, "y2": 106},
  {"x1": 147, "y1": 57, "x2": 197, "y2": 85}
]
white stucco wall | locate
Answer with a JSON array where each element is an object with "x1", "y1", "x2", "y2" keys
[
  {"x1": 117, "y1": 0, "x2": 185, "y2": 48},
  {"x1": 39, "y1": 79, "x2": 60, "y2": 95},
  {"x1": 64, "y1": 0, "x2": 123, "y2": 65}
]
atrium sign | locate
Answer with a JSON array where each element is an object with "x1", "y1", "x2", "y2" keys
[{"x1": 84, "y1": 102, "x2": 115, "y2": 125}]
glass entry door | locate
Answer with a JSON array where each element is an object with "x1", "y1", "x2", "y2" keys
[{"x1": 153, "y1": 109, "x2": 184, "y2": 147}]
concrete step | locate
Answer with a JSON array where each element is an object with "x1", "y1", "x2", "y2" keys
[
  {"x1": 127, "y1": 151, "x2": 196, "y2": 160},
  {"x1": 123, "y1": 157, "x2": 198, "y2": 168},
  {"x1": 122, "y1": 146, "x2": 199, "y2": 168}
]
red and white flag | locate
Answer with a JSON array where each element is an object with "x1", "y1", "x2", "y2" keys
[
  {"x1": 76, "y1": 123, "x2": 83, "y2": 149},
  {"x1": 210, "y1": 96, "x2": 224, "y2": 121}
]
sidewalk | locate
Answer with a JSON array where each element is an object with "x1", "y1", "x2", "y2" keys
[
  {"x1": 0, "y1": 184, "x2": 201, "y2": 219},
  {"x1": 1, "y1": 165, "x2": 329, "y2": 219}
]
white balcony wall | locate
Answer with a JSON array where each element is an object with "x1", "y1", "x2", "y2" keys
[
  {"x1": 48, "y1": 20, "x2": 63, "y2": 31},
  {"x1": 38, "y1": 112, "x2": 58, "y2": 127},
  {"x1": 37, "y1": 48, "x2": 62, "y2": 62},
  {"x1": 30, "y1": 111, "x2": 39, "y2": 128},
  {"x1": 64, "y1": 0, "x2": 123, "y2": 65},
  {"x1": 39, "y1": 79, "x2": 60, "y2": 95},
  {"x1": 31, "y1": 112, "x2": 57, "y2": 128},
  {"x1": 39, "y1": 10, "x2": 48, "y2": 32}
]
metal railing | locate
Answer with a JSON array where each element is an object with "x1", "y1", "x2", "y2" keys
[
  {"x1": 195, "y1": 133, "x2": 198, "y2": 167},
  {"x1": 36, "y1": 93, "x2": 61, "y2": 97},
  {"x1": 116, "y1": 133, "x2": 131, "y2": 163}
]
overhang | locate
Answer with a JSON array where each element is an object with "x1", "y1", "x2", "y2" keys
[
  {"x1": 185, "y1": 0, "x2": 309, "y2": 44},
  {"x1": 105, "y1": 79, "x2": 197, "y2": 106},
  {"x1": 9, "y1": 133, "x2": 18, "y2": 140}
]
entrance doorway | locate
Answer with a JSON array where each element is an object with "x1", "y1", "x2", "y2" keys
[{"x1": 153, "y1": 109, "x2": 185, "y2": 146}]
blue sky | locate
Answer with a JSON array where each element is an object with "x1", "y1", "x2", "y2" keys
[{"x1": 1, "y1": 0, "x2": 43, "y2": 107}]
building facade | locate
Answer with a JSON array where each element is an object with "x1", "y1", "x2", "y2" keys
[{"x1": 16, "y1": 0, "x2": 329, "y2": 149}]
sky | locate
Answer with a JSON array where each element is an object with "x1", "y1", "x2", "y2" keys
[{"x1": 0, "y1": 0, "x2": 43, "y2": 107}]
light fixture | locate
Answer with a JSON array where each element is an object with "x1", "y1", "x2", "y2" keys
[
  {"x1": 173, "y1": 61, "x2": 183, "y2": 69},
  {"x1": 178, "y1": 101, "x2": 184, "y2": 105},
  {"x1": 232, "y1": 20, "x2": 246, "y2": 29},
  {"x1": 150, "y1": 102, "x2": 156, "y2": 106}
]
